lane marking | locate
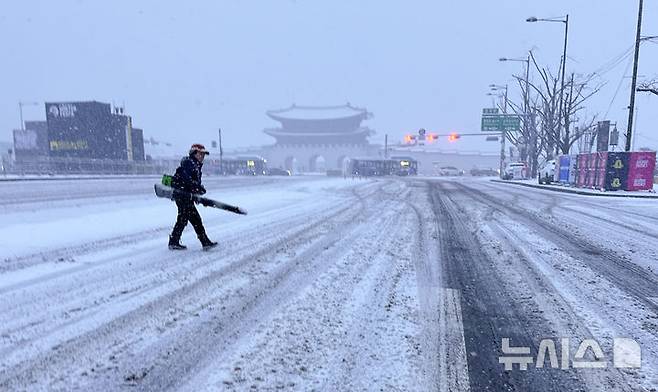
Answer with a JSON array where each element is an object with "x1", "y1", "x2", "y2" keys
[{"x1": 439, "y1": 288, "x2": 471, "y2": 392}]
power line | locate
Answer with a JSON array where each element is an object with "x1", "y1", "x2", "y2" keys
[
  {"x1": 604, "y1": 52, "x2": 635, "y2": 118},
  {"x1": 593, "y1": 45, "x2": 635, "y2": 77}
]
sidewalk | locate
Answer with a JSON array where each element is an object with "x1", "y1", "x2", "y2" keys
[{"x1": 491, "y1": 179, "x2": 658, "y2": 199}]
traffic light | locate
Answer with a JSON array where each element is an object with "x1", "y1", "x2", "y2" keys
[
  {"x1": 426, "y1": 133, "x2": 438, "y2": 143},
  {"x1": 447, "y1": 132, "x2": 460, "y2": 142}
]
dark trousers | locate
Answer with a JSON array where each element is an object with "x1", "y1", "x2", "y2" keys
[{"x1": 170, "y1": 199, "x2": 207, "y2": 241}]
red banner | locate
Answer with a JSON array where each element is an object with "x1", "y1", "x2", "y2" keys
[{"x1": 626, "y1": 152, "x2": 656, "y2": 191}]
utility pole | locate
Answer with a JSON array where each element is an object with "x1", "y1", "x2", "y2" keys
[
  {"x1": 626, "y1": 0, "x2": 644, "y2": 151},
  {"x1": 218, "y1": 128, "x2": 224, "y2": 175},
  {"x1": 384, "y1": 134, "x2": 388, "y2": 158}
]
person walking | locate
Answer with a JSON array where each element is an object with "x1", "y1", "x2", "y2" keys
[{"x1": 168, "y1": 143, "x2": 218, "y2": 250}]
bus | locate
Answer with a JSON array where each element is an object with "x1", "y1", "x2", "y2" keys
[
  {"x1": 348, "y1": 157, "x2": 418, "y2": 177},
  {"x1": 390, "y1": 156, "x2": 418, "y2": 176},
  {"x1": 207, "y1": 156, "x2": 268, "y2": 175}
]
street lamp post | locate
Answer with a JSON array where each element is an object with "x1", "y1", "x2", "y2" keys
[
  {"x1": 527, "y1": 15, "x2": 569, "y2": 154},
  {"x1": 18, "y1": 101, "x2": 39, "y2": 131},
  {"x1": 499, "y1": 56, "x2": 531, "y2": 116},
  {"x1": 499, "y1": 55, "x2": 531, "y2": 173},
  {"x1": 489, "y1": 84, "x2": 508, "y2": 113}
]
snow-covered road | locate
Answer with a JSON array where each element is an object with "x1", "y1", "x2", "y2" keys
[{"x1": 0, "y1": 176, "x2": 657, "y2": 391}]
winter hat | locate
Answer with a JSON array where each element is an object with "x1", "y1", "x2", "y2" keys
[{"x1": 189, "y1": 143, "x2": 210, "y2": 155}]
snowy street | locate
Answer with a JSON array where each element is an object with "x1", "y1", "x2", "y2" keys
[{"x1": 1, "y1": 176, "x2": 657, "y2": 391}]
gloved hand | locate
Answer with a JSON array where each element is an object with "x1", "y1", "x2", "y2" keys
[{"x1": 198, "y1": 186, "x2": 207, "y2": 195}]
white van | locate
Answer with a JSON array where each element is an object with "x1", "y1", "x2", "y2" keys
[{"x1": 503, "y1": 162, "x2": 528, "y2": 180}]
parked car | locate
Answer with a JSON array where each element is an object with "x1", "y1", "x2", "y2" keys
[
  {"x1": 503, "y1": 162, "x2": 528, "y2": 180},
  {"x1": 537, "y1": 159, "x2": 556, "y2": 184},
  {"x1": 267, "y1": 168, "x2": 291, "y2": 176},
  {"x1": 438, "y1": 166, "x2": 462, "y2": 176}
]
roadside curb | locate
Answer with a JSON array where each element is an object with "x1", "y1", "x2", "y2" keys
[{"x1": 490, "y1": 179, "x2": 658, "y2": 199}]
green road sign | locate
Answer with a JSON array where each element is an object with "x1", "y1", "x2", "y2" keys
[
  {"x1": 500, "y1": 115, "x2": 521, "y2": 130},
  {"x1": 481, "y1": 116, "x2": 500, "y2": 131},
  {"x1": 481, "y1": 111, "x2": 521, "y2": 132}
]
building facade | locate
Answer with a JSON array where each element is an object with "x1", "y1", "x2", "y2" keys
[
  {"x1": 131, "y1": 128, "x2": 145, "y2": 161},
  {"x1": 12, "y1": 121, "x2": 49, "y2": 161}
]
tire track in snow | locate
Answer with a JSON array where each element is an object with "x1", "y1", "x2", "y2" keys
[
  {"x1": 429, "y1": 180, "x2": 586, "y2": 391},
  {"x1": 453, "y1": 181, "x2": 658, "y2": 314},
  {"x1": 0, "y1": 182, "x2": 382, "y2": 390},
  {"x1": 87, "y1": 180, "x2": 391, "y2": 391}
]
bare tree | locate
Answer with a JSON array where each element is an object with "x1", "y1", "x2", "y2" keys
[
  {"x1": 502, "y1": 53, "x2": 603, "y2": 176},
  {"x1": 504, "y1": 83, "x2": 543, "y2": 176},
  {"x1": 638, "y1": 80, "x2": 658, "y2": 95},
  {"x1": 560, "y1": 73, "x2": 602, "y2": 154},
  {"x1": 521, "y1": 54, "x2": 602, "y2": 156}
]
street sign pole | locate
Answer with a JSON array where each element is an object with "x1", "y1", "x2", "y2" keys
[{"x1": 500, "y1": 129, "x2": 506, "y2": 179}]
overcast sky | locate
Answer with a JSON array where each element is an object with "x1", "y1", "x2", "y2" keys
[{"x1": 1, "y1": 0, "x2": 656, "y2": 153}]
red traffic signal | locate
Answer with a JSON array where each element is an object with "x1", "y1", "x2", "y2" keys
[{"x1": 404, "y1": 134, "x2": 417, "y2": 144}]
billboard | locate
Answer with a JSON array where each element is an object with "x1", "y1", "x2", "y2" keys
[
  {"x1": 626, "y1": 151, "x2": 656, "y2": 191},
  {"x1": 604, "y1": 152, "x2": 629, "y2": 191},
  {"x1": 596, "y1": 121, "x2": 610, "y2": 152},
  {"x1": 46, "y1": 101, "x2": 129, "y2": 160},
  {"x1": 576, "y1": 153, "x2": 589, "y2": 187},
  {"x1": 557, "y1": 155, "x2": 577, "y2": 184}
]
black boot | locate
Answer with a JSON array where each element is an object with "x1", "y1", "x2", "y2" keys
[
  {"x1": 168, "y1": 236, "x2": 187, "y2": 250},
  {"x1": 199, "y1": 235, "x2": 218, "y2": 251}
]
